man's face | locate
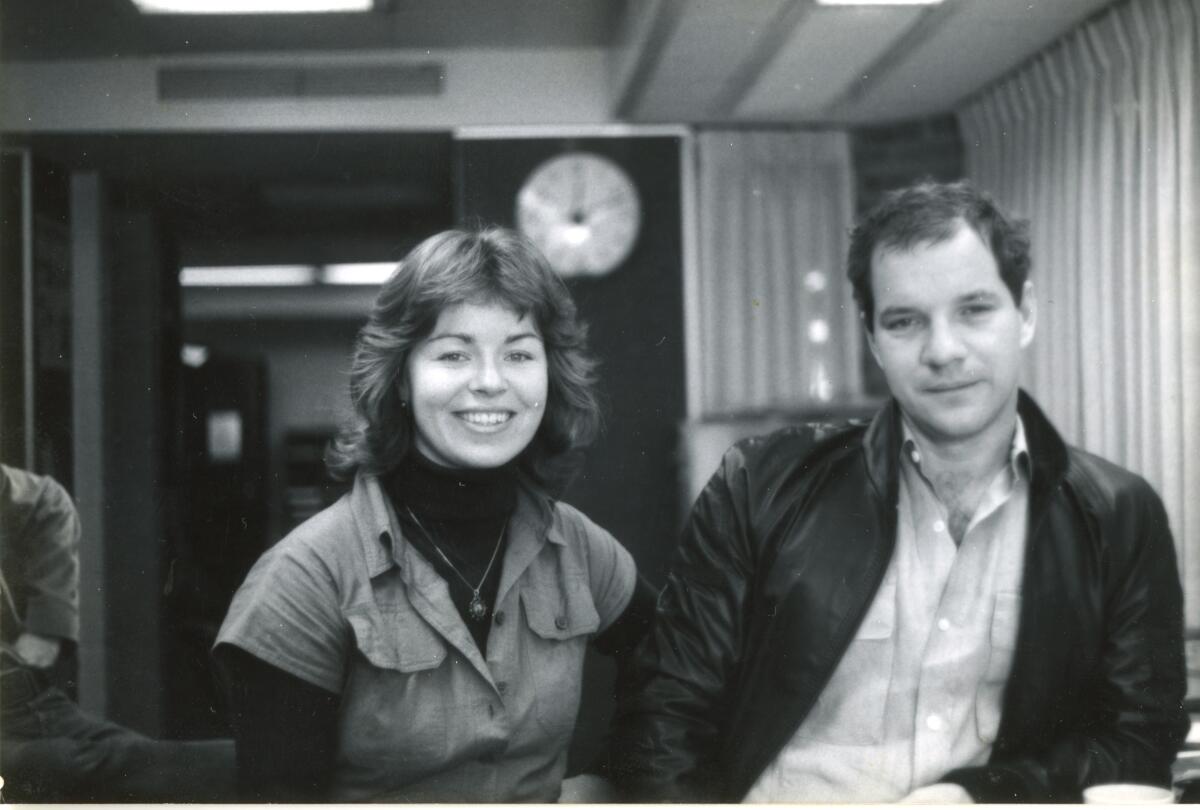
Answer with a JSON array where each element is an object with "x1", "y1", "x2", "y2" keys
[{"x1": 866, "y1": 222, "x2": 1036, "y2": 449}]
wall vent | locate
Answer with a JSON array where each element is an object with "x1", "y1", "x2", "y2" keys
[{"x1": 158, "y1": 62, "x2": 444, "y2": 100}]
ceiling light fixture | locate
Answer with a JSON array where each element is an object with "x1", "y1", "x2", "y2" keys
[
  {"x1": 816, "y1": 0, "x2": 943, "y2": 5},
  {"x1": 131, "y1": 0, "x2": 372, "y2": 14},
  {"x1": 180, "y1": 265, "x2": 317, "y2": 286},
  {"x1": 321, "y1": 263, "x2": 396, "y2": 285}
]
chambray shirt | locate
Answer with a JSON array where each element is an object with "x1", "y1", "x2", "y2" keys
[
  {"x1": 217, "y1": 473, "x2": 635, "y2": 802},
  {"x1": 745, "y1": 419, "x2": 1030, "y2": 803}
]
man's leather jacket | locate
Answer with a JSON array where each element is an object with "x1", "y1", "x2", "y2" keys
[{"x1": 609, "y1": 392, "x2": 1187, "y2": 802}]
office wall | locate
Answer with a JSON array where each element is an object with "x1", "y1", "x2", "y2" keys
[{"x1": 0, "y1": 49, "x2": 612, "y2": 133}]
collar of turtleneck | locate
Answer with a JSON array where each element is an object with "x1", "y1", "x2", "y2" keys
[{"x1": 385, "y1": 450, "x2": 518, "y2": 522}]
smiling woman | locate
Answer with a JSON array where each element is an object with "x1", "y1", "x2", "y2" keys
[
  {"x1": 405, "y1": 302, "x2": 549, "y2": 471},
  {"x1": 211, "y1": 228, "x2": 650, "y2": 802}
]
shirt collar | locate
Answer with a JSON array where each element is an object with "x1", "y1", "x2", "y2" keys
[
  {"x1": 899, "y1": 415, "x2": 1031, "y2": 483},
  {"x1": 350, "y1": 472, "x2": 560, "y2": 580}
]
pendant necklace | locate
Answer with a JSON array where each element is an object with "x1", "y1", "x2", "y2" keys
[{"x1": 405, "y1": 505, "x2": 505, "y2": 622}]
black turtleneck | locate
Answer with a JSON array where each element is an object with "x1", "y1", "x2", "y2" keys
[{"x1": 384, "y1": 452, "x2": 517, "y2": 652}]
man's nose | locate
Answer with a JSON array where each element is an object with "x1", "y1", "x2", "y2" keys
[{"x1": 920, "y1": 318, "x2": 967, "y2": 367}]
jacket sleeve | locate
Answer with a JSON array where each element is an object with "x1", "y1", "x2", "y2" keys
[
  {"x1": 944, "y1": 479, "x2": 1188, "y2": 802},
  {"x1": 607, "y1": 446, "x2": 759, "y2": 801}
]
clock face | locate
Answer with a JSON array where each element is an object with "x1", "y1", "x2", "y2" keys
[{"x1": 516, "y1": 152, "x2": 641, "y2": 278}]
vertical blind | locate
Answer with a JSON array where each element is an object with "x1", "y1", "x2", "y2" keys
[
  {"x1": 694, "y1": 130, "x2": 861, "y2": 416},
  {"x1": 959, "y1": 0, "x2": 1200, "y2": 624}
]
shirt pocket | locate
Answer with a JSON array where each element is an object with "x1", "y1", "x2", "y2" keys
[
  {"x1": 520, "y1": 574, "x2": 600, "y2": 741},
  {"x1": 976, "y1": 591, "x2": 1021, "y2": 744},
  {"x1": 339, "y1": 603, "x2": 450, "y2": 771},
  {"x1": 796, "y1": 576, "x2": 896, "y2": 747}
]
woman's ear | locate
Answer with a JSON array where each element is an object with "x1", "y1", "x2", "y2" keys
[{"x1": 396, "y1": 371, "x2": 411, "y2": 409}]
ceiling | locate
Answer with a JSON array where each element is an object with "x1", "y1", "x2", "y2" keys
[
  {"x1": 1, "y1": 0, "x2": 1119, "y2": 124},
  {"x1": 1, "y1": 0, "x2": 1121, "y2": 305},
  {"x1": 0, "y1": 0, "x2": 622, "y2": 59}
]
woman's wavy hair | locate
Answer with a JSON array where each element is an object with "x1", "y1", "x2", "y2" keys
[
  {"x1": 847, "y1": 179, "x2": 1031, "y2": 332},
  {"x1": 326, "y1": 227, "x2": 601, "y2": 493}
]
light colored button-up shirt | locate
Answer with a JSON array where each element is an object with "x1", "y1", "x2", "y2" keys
[
  {"x1": 745, "y1": 418, "x2": 1030, "y2": 803},
  {"x1": 217, "y1": 473, "x2": 635, "y2": 802}
]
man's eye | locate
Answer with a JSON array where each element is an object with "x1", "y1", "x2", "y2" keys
[
  {"x1": 962, "y1": 304, "x2": 994, "y2": 318},
  {"x1": 883, "y1": 317, "x2": 917, "y2": 332}
]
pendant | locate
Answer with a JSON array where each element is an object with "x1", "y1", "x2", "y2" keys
[{"x1": 468, "y1": 593, "x2": 488, "y2": 622}]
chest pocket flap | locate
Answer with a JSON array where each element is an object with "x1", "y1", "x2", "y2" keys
[
  {"x1": 344, "y1": 603, "x2": 446, "y2": 673},
  {"x1": 521, "y1": 575, "x2": 601, "y2": 640}
]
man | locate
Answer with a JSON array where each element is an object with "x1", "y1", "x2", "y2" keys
[
  {"x1": 608, "y1": 181, "x2": 1187, "y2": 802},
  {"x1": 0, "y1": 463, "x2": 235, "y2": 802}
]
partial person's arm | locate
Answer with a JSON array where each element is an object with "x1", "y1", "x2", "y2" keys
[
  {"x1": 565, "y1": 573, "x2": 657, "y2": 801},
  {"x1": 5, "y1": 470, "x2": 81, "y2": 665},
  {"x1": 604, "y1": 449, "x2": 759, "y2": 801},
  {"x1": 212, "y1": 536, "x2": 353, "y2": 802},
  {"x1": 591, "y1": 573, "x2": 656, "y2": 658},
  {"x1": 942, "y1": 480, "x2": 1188, "y2": 801},
  {"x1": 215, "y1": 645, "x2": 340, "y2": 802}
]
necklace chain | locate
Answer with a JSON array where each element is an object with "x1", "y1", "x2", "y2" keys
[{"x1": 404, "y1": 505, "x2": 505, "y2": 622}]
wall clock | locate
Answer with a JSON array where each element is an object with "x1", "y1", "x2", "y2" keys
[{"x1": 516, "y1": 151, "x2": 641, "y2": 277}]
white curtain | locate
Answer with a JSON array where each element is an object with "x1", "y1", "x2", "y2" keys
[
  {"x1": 959, "y1": 0, "x2": 1200, "y2": 625},
  {"x1": 695, "y1": 130, "x2": 860, "y2": 416}
]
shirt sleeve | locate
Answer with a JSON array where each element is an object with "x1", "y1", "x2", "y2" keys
[
  {"x1": 215, "y1": 541, "x2": 350, "y2": 694},
  {"x1": 576, "y1": 513, "x2": 636, "y2": 633},
  {"x1": 3, "y1": 467, "x2": 81, "y2": 641}
]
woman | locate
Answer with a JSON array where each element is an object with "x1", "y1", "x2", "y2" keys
[{"x1": 214, "y1": 228, "x2": 647, "y2": 802}]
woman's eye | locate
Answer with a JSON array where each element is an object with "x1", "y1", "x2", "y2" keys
[
  {"x1": 506, "y1": 351, "x2": 535, "y2": 362},
  {"x1": 437, "y1": 351, "x2": 469, "y2": 362}
]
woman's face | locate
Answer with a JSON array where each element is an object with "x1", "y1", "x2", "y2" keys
[{"x1": 405, "y1": 301, "x2": 549, "y2": 470}]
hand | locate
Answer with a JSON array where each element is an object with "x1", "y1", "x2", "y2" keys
[
  {"x1": 13, "y1": 632, "x2": 61, "y2": 669},
  {"x1": 559, "y1": 774, "x2": 620, "y2": 803},
  {"x1": 898, "y1": 782, "x2": 973, "y2": 804}
]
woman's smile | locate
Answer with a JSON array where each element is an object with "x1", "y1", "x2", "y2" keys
[{"x1": 456, "y1": 409, "x2": 515, "y2": 428}]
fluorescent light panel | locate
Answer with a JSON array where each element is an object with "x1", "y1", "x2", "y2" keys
[
  {"x1": 180, "y1": 262, "x2": 396, "y2": 287},
  {"x1": 816, "y1": 0, "x2": 942, "y2": 5},
  {"x1": 180, "y1": 265, "x2": 316, "y2": 286},
  {"x1": 132, "y1": 0, "x2": 371, "y2": 14},
  {"x1": 322, "y1": 263, "x2": 396, "y2": 285}
]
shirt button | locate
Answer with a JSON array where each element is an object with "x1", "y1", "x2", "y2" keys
[
  {"x1": 494, "y1": 611, "x2": 505, "y2": 626},
  {"x1": 937, "y1": 617, "x2": 951, "y2": 632},
  {"x1": 933, "y1": 519, "x2": 946, "y2": 533},
  {"x1": 554, "y1": 615, "x2": 568, "y2": 630},
  {"x1": 497, "y1": 681, "x2": 508, "y2": 695},
  {"x1": 926, "y1": 714, "x2": 944, "y2": 731}
]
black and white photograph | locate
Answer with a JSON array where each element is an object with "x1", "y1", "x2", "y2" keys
[{"x1": 0, "y1": 0, "x2": 1197, "y2": 803}]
